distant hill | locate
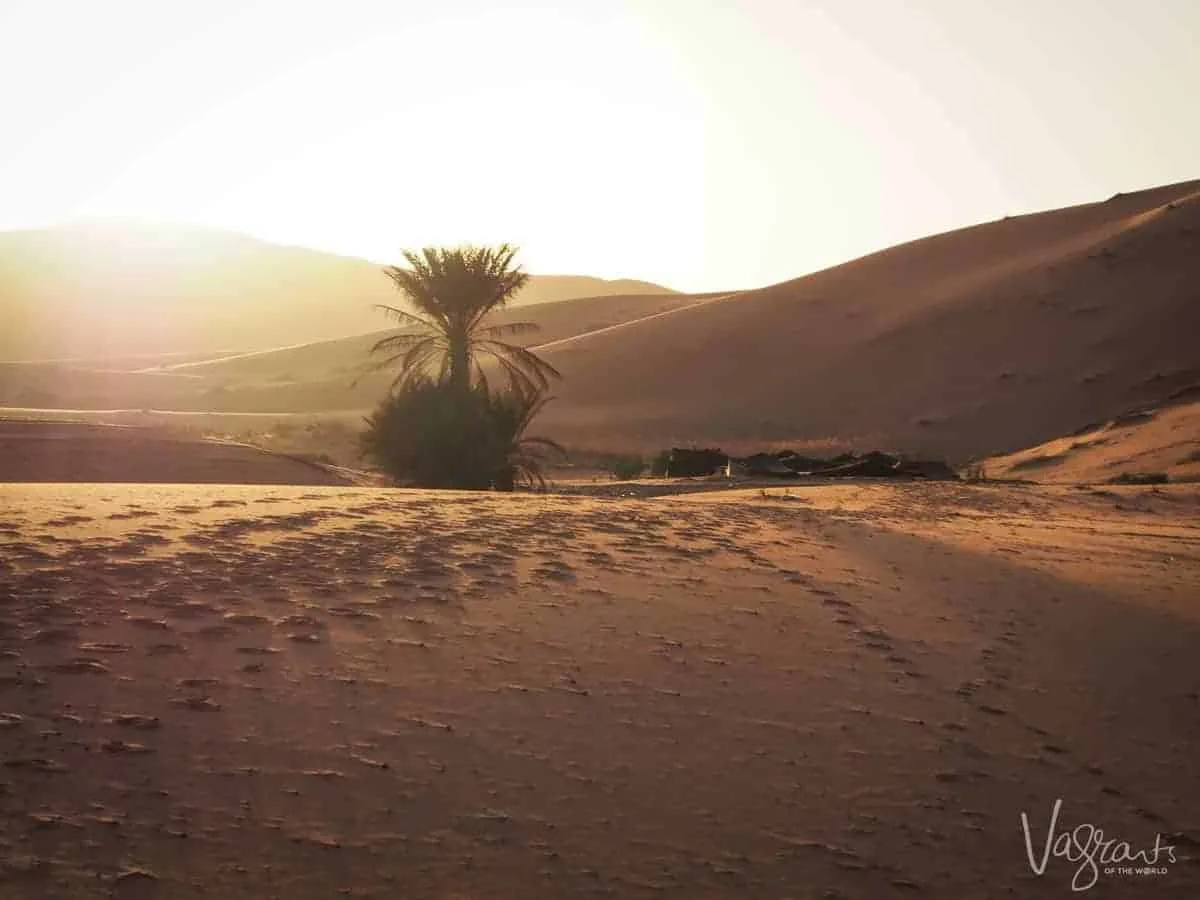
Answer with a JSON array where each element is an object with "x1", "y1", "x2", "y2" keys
[
  {"x1": 0, "y1": 290, "x2": 709, "y2": 413},
  {"x1": 0, "y1": 220, "x2": 676, "y2": 361}
]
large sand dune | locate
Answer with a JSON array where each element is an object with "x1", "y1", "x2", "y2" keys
[{"x1": 536, "y1": 180, "x2": 1200, "y2": 458}]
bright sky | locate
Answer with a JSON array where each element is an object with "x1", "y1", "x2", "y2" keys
[{"x1": 2, "y1": 0, "x2": 1197, "y2": 292}]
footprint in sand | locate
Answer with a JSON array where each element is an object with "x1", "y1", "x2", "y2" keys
[
  {"x1": 532, "y1": 560, "x2": 576, "y2": 582},
  {"x1": 108, "y1": 509, "x2": 156, "y2": 521},
  {"x1": 196, "y1": 623, "x2": 235, "y2": 641},
  {"x1": 162, "y1": 600, "x2": 218, "y2": 619},
  {"x1": 110, "y1": 868, "x2": 161, "y2": 900},
  {"x1": 27, "y1": 625, "x2": 79, "y2": 645},
  {"x1": 169, "y1": 696, "x2": 221, "y2": 712},
  {"x1": 106, "y1": 714, "x2": 161, "y2": 730},
  {"x1": 223, "y1": 612, "x2": 272, "y2": 627},
  {"x1": 326, "y1": 605, "x2": 383, "y2": 622},
  {"x1": 177, "y1": 677, "x2": 221, "y2": 690},
  {"x1": 146, "y1": 642, "x2": 187, "y2": 655},
  {"x1": 276, "y1": 613, "x2": 325, "y2": 630},
  {"x1": 42, "y1": 658, "x2": 110, "y2": 674},
  {"x1": 79, "y1": 642, "x2": 133, "y2": 654},
  {"x1": 45, "y1": 514, "x2": 93, "y2": 527},
  {"x1": 853, "y1": 626, "x2": 895, "y2": 653},
  {"x1": 3, "y1": 757, "x2": 68, "y2": 773},
  {"x1": 809, "y1": 586, "x2": 851, "y2": 605},
  {"x1": 100, "y1": 739, "x2": 154, "y2": 754}
]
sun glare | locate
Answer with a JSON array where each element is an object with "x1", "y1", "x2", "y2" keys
[{"x1": 1, "y1": 0, "x2": 1198, "y2": 289}]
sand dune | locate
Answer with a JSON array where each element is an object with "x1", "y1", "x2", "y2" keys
[
  {"x1": 0, "y1": 481, "x2": 1196, "y2": 897},
  {"x1": 0, "y1": 292, "x2": 707, "y2": 415},
  {"x1": 536, "y1": 180, "x2": 1200, "y2": 458},
  {"x1": 0, "y1": 221, "x2": 676, "y2": 362},
  {"x1": 154, "y1": 291, "x2": 717, "y2": 381},
  {"x1": 984, "y1": 399, "x2": 1200, "y2": 484}
]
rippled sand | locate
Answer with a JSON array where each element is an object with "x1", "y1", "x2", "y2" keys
[{"x1": 1, "y1": 482, "x2": 1197, "y2": 898}]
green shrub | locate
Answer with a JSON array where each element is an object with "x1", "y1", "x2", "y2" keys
[
  {"x1": 609, "y1": 454, "x2": 646, "y2": 481},
  {"x1": 360, "y1": 379, "x2": 563, "y2": 491}
]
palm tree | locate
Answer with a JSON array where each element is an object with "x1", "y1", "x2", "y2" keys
[{"x1": 368, "y1": 244, "x2": 560, "y2": 395}]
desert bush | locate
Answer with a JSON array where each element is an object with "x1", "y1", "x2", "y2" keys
[
  {"x1": 1108, "y1": 471, "x2": 1169, "y2": 485},
  {"x1": 360, "y1": 379, "x2": 563, "y2": 491},
  {"x1": 608, "y1": 454, "x2": 646, "y2": 481},
  {"x1": 484, "y1": 384, "x2": 567, "y2": 490}
]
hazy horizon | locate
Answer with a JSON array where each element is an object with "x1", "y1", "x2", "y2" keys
[{"x1": 3, "y1": 0, "x2": 1197, "y2": 292}]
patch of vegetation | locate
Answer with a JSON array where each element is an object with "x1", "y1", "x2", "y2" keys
[
  {"x1": 361, "y1": 378, "x2": 563, "y2": 490},
  {"x1": 1107, "y1": 472, "x2": 1169, "y2": 485},
  {"x1": 608, "y1": 454, "x2": 646, "y2": 481}
]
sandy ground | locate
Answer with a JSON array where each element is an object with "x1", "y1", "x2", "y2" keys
[
  {"x1": 1, "y1": 480, "x2": 1197, "y2": 898},
  {"x1": 0, "y1": 420, "x2": 357, "y2": 486}
]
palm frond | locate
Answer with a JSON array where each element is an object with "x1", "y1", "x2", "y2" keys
[
  {"x1": 371, "y1": 243, "x2": 558, "y2": 407},
  {"x1": 478, "y1": 340, "x2": 562, "y2": 391},
  {"x1": 372, "y1": 304, "x2": 438, "y2": 332},
  {"x1": 369, "y1": 330, "x2": 431, "y2": 358},
  {"x1": 366, "y1": 334, "x2": 441, "y2": 370},
  {"x1": 478, "y1": 321, "x2": 541, "y2": 340},
  {"x1": 518, "y1": 435, "x2": 566, "y2": 455}
]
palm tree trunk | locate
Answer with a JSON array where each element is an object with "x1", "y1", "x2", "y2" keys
[
  {"x1": 493, "y1": 465, "x2": 515, "y2": 492},
  {"x1": 448, "y1": 332, "x2": 471, "y2": 394}
]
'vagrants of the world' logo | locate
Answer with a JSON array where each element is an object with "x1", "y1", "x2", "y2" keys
[{"x1": 1020, "y1": 798, "x2": 1176, "y2": 892}]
